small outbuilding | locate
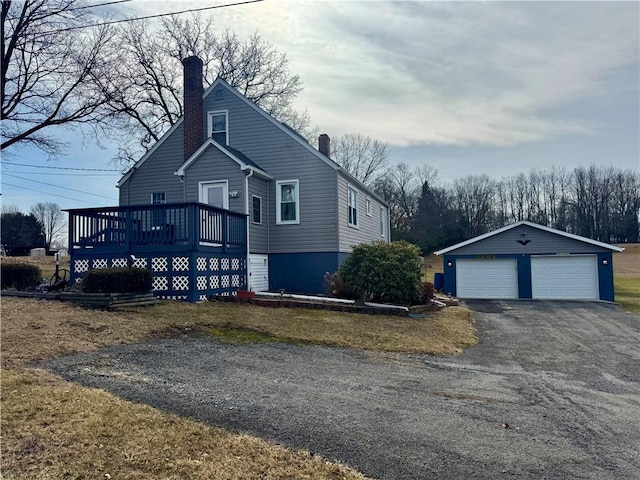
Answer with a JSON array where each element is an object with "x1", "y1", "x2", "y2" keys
[{"x1": 434, "y1": 221, "x2": 624, "y2": 301}]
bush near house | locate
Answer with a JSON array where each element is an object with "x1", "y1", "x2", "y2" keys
[
  {"x1": 82, "y1": 267, "x2": 153, "y2": 294},
  {"x1": 338, "y1": 241, "x2": 423, "y2": 305},
  {"x1": 0, "y1": 263, "x2": 42, "y2": 290}
]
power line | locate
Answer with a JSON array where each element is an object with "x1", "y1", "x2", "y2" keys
[
  {"x1": 2, "y1": 173, "x2": 116, "y2": 200},
  {"x1": 1, "y1": 182, "x2": 98, "y2": 205},
  {"x1": 1, "y1": 162, "x2": 121, "y2": 172},
  {"x1": 6, "y1": 0, "x2": 134, "y2": 20},
  {"x1": 68, "y1": 0, "x2": 134, "y2": 12},
  {"x1": 3, "y1": 170, "x2": 119, "y2": 177},
  {"x1": 53, "y1": 0, "x2": 265, "y2": 33}
]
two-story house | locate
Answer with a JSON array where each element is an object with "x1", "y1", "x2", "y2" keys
[{"x1": 68, "y1": 56, "x2": 390, "y2": 299}]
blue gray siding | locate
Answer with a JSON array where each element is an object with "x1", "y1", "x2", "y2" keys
[
  {"x1": 248, "y1": 175, "x2": 268, "y2": 253},
  {"x1": 119, "y1": 123, "x2": 185, "y2": 206},
  {"x1": 203, "y1": 84, "x2": 339, "y2": 254},
  {"x1": 183, "y1": 146, "x2": 245, "y2": 213},
  {"x1": 337, "y1": 173, "x2": 389, "y2": 252},
  {"x1": 447, "y1": 224, "x2": 613, "y2": 255}
]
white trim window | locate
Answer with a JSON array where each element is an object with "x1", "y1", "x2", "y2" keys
[
  {"x1": 252, "y1": 195, "x2": 262, "y2": 224},
  {"x1": 366, "y1": 197, "x2": 372, "y2": 216},
  {"x1": 276, "y1": 180, "x2": 300, "y2": 224},
  {"x1": 208, "y1": 110, "x2": 228, "y2": 145},
  {"x1": 151, "y1": 192, "x2": 166, "y2": 204},
  {"x1": 348, "y1": 186, "x2": 359, "y2": 228},
  {"x1": 380, "y1": 206, "x2": 386, "y2": 238}
]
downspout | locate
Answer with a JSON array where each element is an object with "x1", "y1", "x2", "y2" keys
[{"x1": 245, "y1": 168, "x2": 254, "y2": 289}]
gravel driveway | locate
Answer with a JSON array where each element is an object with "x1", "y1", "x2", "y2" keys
[{"x1": 45, "y1": 301, "x2": 640, "y2": 479}]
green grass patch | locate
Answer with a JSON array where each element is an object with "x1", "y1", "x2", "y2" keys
[{"x1": 615, "y1": 276, "x2": 640, "y2": 315}]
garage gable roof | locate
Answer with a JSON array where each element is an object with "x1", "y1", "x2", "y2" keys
[{"x1": 434, "y1": 221, "x2": 624, "y2": 255}]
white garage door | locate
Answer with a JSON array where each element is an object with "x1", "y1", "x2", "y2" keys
[
  {"x1": 249, "y1": 254, "x2": 269, "y2": 292},
  {"x1": 531, "y1": 255, "x2": 598, "y2": 300},
  {"x1": 456, "y1": 258, "x2": 518, "y2": 299}
]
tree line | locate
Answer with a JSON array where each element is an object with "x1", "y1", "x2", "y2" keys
[
  {"x1": 1, "y1": 202, "x2": 64, "y2": 255},
  {"x1": 371, "y1": 164, "x2": 640, "y2": 253}
]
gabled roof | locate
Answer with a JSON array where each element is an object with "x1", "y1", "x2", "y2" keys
[
  {"x1": 205, "y1": 78, "x2": 389, "y2": 207},
  {"x1": 175, "y1": 138, "x2": 272, "y2": 179},
  {"x1": 434, "y1": 220, "x2": 625, "y2": 255},
  {"x1": 204, "y1": 78, "x2": 340, "y2": 172}
]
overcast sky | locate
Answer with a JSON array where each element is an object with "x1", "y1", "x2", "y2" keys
[{"x1": 2, "y1": 0, "x2": 639, "y2": 215}]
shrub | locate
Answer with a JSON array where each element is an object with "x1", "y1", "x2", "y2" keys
[
  {"x1": 1, "y1": 263, "x2": 42, "y2": 290},
  {"x1": 420, "y1": 281, "x2": 435, "y2": 304},
  {"x1": 83, "y1": 267, "x2": 153, "y2": 294},
  {"x1": 322, "y1": 271, "x2": 356, "y2": 299},
  {"x1": 338, "y1": 240, "x2": 423, "y2": 305}
]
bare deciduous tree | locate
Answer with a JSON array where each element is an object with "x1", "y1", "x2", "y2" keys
[
  {"x1": 1, "y1": 0, "x2": 118, "y2": 156},
  {"x1": 30, "y1": 201, "x2": 65, "y2": 249},
  {"x1": 108, "y1": 13, "x2": 307, "y2": 166},
  {"x1": 332, "y1": 133, "x2": 390, "y2": 186}
]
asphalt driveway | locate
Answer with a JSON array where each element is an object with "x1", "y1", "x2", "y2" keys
[{"x1": 45, "y1": 301, "x2": 640, "y2": 479}]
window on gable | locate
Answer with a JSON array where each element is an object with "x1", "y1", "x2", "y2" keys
[
  {"x1": 252, "y1": 195, "x2": 262, "y2": 224},
  {"x1": 348, "y1": 186, "x2": 358, "y2": 227},
  {"x1": 208, "y1": 111, "x2": 228, "y2": 145},
  {"x1": 276, "y1": 180, "x2": 299, "y2": 224},
  {"x1": 366, "y1": 197, "x2": 372, "y2": 216}
]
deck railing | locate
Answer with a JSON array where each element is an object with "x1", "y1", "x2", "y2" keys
[{"x1": 67, "y1": 203, "x2": 247, "y2": 254}]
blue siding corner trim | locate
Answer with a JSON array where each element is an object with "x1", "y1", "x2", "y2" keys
[
  {"x1": 517, "y1": 256, "x2": 532, "y2": 299},
  {"x1": 598, "y1": 252, "x2": 615, "y2": 302},
  {"x1": 442, "y1": 255, "x2": 456, "y2": 296},
  {"x1": 269, "y1": 252, "x2": 346, "y2": 294}
]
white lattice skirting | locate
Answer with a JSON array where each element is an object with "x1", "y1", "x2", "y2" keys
[{"x1": 72, "y1": 253, "x2": 247, "y2": 301}]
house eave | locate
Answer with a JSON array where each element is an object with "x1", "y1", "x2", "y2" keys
[
  {"x1": 174, "y1": 138, "x2": 272, "y2": 179},
  {"x1": 117, "y1": 118, "x2": 184, "y2": 188}
]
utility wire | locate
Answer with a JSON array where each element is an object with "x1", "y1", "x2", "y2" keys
[
  {"x1": 1, "y1": 182, "x2": 99, "y2": 205},
  {"x1": 3, "y1": 170, "x2": 119, "y2": 176},
  {"x1": 5, "y1": 0, "x2": 134, "y2": 20},
  {"x1": 66, "y1": 0, "x2": 134, "y2": 12},
  {"x1": 1, "y1": 162, "x2": 121, "y2": 172},
  {"x1": 3, "y1": 173, "x2": 116, "y2": 200},
  {"x1": 51, "y1": 0, "x2": 265, "y2": 33}
]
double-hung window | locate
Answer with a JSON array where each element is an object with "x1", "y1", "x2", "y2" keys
[
  {"x1": 276, "y1": 180, "x2": 299, "y2": 224},
  {"x1": 252, "y1": 195, "x2": 262, "y2": 224},
  {"x1": 208, "y1": 110, "x2": 228, "y2": 145},
  {"x1": 348, "y1": 186, "x2": 358, "y2": 227}
]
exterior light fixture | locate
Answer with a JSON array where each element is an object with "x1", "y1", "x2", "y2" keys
[
  {"x1": 602, "y1": 259, "x2": 608, "y2": 266},
  {"x1": 447, "y1": 261, "x2": 453, "y2": 268}
]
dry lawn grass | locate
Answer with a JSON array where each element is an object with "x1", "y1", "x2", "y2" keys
[
  {"x1": 1, "y1": 368, "x2": 365, "y2": 480},
  {"x1": 1, "y1": 287, "x2": 474, "y2": 479},
  {"x1": 614, "y1": 243, "x2": 640, "y2": 315}
]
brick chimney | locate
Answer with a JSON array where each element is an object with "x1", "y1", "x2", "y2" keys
[
  {"x1": 318, "y1": 134, "x2": 330, "y2": 158},
  {"x1": 182, "y1": 56, "x2": 204, "y2": 160}
]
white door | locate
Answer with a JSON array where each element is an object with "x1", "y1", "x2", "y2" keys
[
  {"x1": 531, "y1": 255, "x2": 598, "y2": 300},
  {"x1": 456, "y1": 258, "x2": 518, "y2": 299},
  {"x1": 199, "y1": 181, "x2": 228, "y2": 209},
  {"x1": 249, "y1": 254, "x2": 269, "y2": 292}
]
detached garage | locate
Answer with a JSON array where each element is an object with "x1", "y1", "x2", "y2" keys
[{"x1": 435, "y1": 221, "x2": 624, "y2": 302}]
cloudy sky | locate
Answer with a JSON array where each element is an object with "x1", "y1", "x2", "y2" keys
[{"x1": 2, "y1": 0, "x2": 639, "y2": 214}]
